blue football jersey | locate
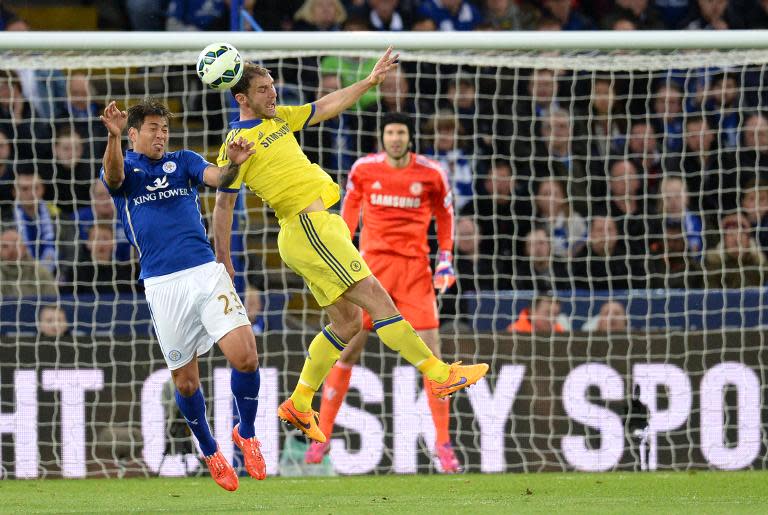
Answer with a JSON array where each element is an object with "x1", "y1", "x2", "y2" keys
[{"x1": 101, "y1": 149, "x2": 215, "y2": 280}]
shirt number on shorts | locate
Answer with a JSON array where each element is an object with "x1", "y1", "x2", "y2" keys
[{"x1": 217, "y1": 291, "x2": 243, "y2": 315}]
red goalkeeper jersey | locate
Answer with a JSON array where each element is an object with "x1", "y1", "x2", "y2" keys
[{"x1": 342, "y1": 152, "x2": 454, "y2": 258}]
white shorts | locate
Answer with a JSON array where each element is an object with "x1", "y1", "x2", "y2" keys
[{"x1": 144, "y1": 261, "x2": 251, "y2": 370}]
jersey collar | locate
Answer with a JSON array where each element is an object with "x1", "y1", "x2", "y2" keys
[
  {"x1": 126, "y1": 150, "x2": 168, "y2": 163},
  {"x1": 230, "y1": 118, "x2": 263, "y2": 129}
]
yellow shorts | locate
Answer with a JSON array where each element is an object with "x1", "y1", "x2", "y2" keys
[{"x1": 278, "y1": 211, "x2": 372, "y2": 307}]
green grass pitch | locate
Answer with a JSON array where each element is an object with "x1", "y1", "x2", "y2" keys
[{"x1": 1, "y1": 471, "x2": 766, "y2": 514}]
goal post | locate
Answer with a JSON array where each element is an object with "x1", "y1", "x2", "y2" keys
[{"x1": 0, "y1": 31, "x2": 767, "y2": 478}]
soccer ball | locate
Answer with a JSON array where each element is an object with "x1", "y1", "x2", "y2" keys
[{"x1": 196, "y1": 42, "x2": 243, "y2": 90}]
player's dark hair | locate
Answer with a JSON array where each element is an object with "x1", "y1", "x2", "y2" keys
[
  {"x1": 230, "y1": 63, "x2": 271, "y2": 98},
  {"x1": 380, "y1": 112, "x2": 414, "y2": 145},
  {"x1": 126, "y1": 98, "x2": 172, "y2": 132}
]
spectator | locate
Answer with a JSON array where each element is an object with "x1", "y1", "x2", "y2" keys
[
  {"x1": 604, "y1": 15, "x2": 638, "y2": 29},
  {"x1": 0, "y1": 127, "x2": 12, "y2": 221},
  {"x1": 166, "y1": 0, "x2": 242, "y2": 30},
  {"x1": 319, "y1": 17, "x2": 379, "y2": 111},
  {"x1": 0, "y1": 2, "x2": 28, "y2": 31},
  {"x1": 648, "y1": 218, "x2": 705, "y2": 288},
  {"x1": 516, "y1": 228, "x2": 571, "y2": 291},
  {"x1": 511, "y1": 68, "x2": 559, "y2": 159},
  {"x1": 651, "y1": 80, "x2": 684, "y2": 153},
  {"x1": 482, "y1": 0, "x2": 539, "y2": 30},
  {"x1": 411, "y1": 13, "x2": 438, "y2": 30},
  {"x1": 655, "y1": 175, "x2": 704, "y2": 258},
  {"x1": 742, "y1": 178, "x2": 768, "y2": 258},
  {"x1": 697, "y1": 71, "x2": 741, "y2": 149},
  {"x1": 540, "y1": 0, "x2": 594, "y2": 30},
  {"x1": 654, "y1": 0, "x2": 690, "y2": 28},
  {"x1": 670, "y1": 115, "x2": 738, "y2": 215},
  {"x1": 0, "y1": 227, "x2": 57, "y2": 298},
  {"x1": 626, "y1": 119, "x2": 662, "y2": 194},
  {"x1": 126, "y1": 0, "x2": 168, "y2": 30},
  {"x1": 423, "y1": 109, "x2": 474, "y2": 210},
  {"x1": 64, "y1": 224, "x2": 137, "y2": 295},
  {"x1": 585, "y1": 77, "x2": 626, "y2": 164},
  {"x1": 739, "y1": 112, "x2": 768, "y2": 184},
  {"x1": 443, "y1": 77, "x2": 492, "y2": 155},
  {"x1": 467, "y1": 160, "x2": 529, "y2": 285},
  {"x1": 0, "y1": 70, "x2": 52, "y2": 164},
  {"x1": 605, "y1": 159, "x2": 650, "y2": 255},
  {"x1": 378, "y1": 67, "x2": 415, "y2": 115},
  {"x1": 606, "y1": 0, "x2": 665, "y2": 29},
  {"x1": 440, "y1": 216, "x2": 493, "y2": 328},
  {"x1": 535, "y1": 109, "x2": 589, "y2": 215},
  {"x1": 417, "y1": 0, "x2": 483, "y2": 31},
  {"x1": 74, "y1": 179, "x2": 132, "y2": 262},
  {"x1": 37, "y1": 305, "x2": 70, "y2": 338},
  {"x1": 704, "y1": 212, "x2": 768, "y2": 288},
  {"x1": 66, "y1": 73, "x2": 108, "y2": 159},
  {"x1": 39, "y1": 127, "x2": 94, "y2": 215},
  {"x1": 293, "y1": 0, "x2": 347, "y2": 30},
  {"x1": 533, "y1": 177, "x2": 587, "y2": 258},
  {"x1": 12, "y1": 172, "x2": 56, "y2": 272},
  {"x1": 581, "y1": 301, "x2": 629, "y2": 332},
  {"x1": 507, "y1": 293, "x2": 566, "y2": 334},
  {"x1": 367, "y1": 0, "x2": 412, "y2": 30},
  {"x1": 683, "y1": 0, "x2": 743, "y2": 30},
  {"x1": 572, "y1": 216, "x2": 642, "y2": 291}
]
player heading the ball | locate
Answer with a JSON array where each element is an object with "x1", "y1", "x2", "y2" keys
[{"x1": 212, "y1": 47, "x2": 489, "y2": 443}]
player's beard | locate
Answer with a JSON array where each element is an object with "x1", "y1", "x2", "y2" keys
[{"x1": 248, "y1": 98, "x2": 275, "y2": 119}]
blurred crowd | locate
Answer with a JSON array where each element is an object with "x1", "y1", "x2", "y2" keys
[
  {"x1": 3, "y1": 0, "x2": 768, "y2": 336},
  {"x1": 90, "y1": 0, "x2": 768, "y2": 32}
]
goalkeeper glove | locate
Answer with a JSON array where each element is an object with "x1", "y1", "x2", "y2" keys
[{"x1": 433, "y1": 250, "x2": 456, "y2": 294}]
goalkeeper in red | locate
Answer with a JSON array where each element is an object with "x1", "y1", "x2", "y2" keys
[
  {"x1": 213, "y1": 48, "x2": 488, "y2": 445},
  {"x1": 304, "y1": 112, "x2": 462, "y2": 472}
]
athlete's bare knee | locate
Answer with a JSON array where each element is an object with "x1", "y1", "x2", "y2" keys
[
  {"x1": 233, "y1": 350, "x2": 259, "y2": 372},
  {"x1": 331, "y1": 310, "x2": 362, "y2": 342},
  {"x1": 173, "y1": 376, "x2": 199, "y2": 397}
]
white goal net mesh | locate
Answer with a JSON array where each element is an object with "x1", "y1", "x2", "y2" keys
[{"x1": 0, "y1": 47, "x2": 767, "y2": 478}]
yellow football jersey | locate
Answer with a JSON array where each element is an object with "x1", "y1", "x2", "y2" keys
[{"x1": 217, "y1": 104, "x2": 340, "y2": 223}]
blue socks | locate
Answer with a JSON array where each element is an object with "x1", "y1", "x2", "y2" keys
[
  {"x1": 174, "y1": 388, "x2": 217, "y2": 457},
  {"x1": 231, "y1": 368, "x2": 261, "y2": 439}
]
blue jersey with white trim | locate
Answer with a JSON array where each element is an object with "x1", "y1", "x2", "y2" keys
[{"x1": 101, "y1": 149, "x2": 215, "y2": 280}]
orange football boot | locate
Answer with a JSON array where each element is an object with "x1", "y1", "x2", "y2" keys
[
  {"x1": 428, "y1": 361, "x2": 489, "y2": 398},
  {"x1": 232, "y1": 424, "x2": 267, "y2": 480},
  {"x1": 203, "y1": 448, "x2": 239, "y2": 492},
  {"x1": 277, "y1": 399, "x2": 327, "y2": 443}
]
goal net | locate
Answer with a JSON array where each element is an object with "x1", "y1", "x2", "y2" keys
[{"x1": 0, "y1": 33, "x2": 767, "y2": 478}]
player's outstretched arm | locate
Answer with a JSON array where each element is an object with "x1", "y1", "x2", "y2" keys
[
  {"x1": 100, "y1": 101, "x2": 127, "y2": 190},
  {"x1": 202, "y1": 136, "x2": 255, "y2": 189},
  {"x1": 307, "y1": 46, "x2": 399, "y2": 127},
  {"x1": 213, "y1": 190, "x2": 238, "y2": 281}
]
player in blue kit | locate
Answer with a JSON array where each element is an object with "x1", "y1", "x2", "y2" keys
[{"x1": 100, "y1": 98, "x2": 262, "y2": 492}]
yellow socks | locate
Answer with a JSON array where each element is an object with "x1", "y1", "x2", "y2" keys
[
  {"x1": 290, "y1": 326, "x2": 346, "y2": 412},
  {"x1": 373, "y1": 315, "x2": 450, "y2": 382}
]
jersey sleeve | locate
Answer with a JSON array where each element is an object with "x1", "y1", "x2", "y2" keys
[
  {"x1": 431, "y1": 162, "x2": 455, "y2": 252},
  {"x1": 182, "y1": 150, "x2": 212, "y2": 187},
  {"x1": 341, "y1": 160, "x2": 365, "y2": 235},
  {"x1": 277, "y1": 104, "x2": 316, "y2": 132},
  {"x1": 216, "y1": 130, "x2": 245, "y2": 193},
  {"x1": 100, "y1": 161, "x2": 139, "y2": 195}
]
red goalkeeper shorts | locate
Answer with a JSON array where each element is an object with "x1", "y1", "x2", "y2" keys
[{"x1": 362, "y1": 252, "x2": 438, "y2": 331}]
